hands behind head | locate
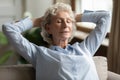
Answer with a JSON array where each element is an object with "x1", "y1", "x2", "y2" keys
[
  {"x1": 75, "y1": 14, "x2": 82, "y2": 22},
  {"x1": 32, "y1": 16, "x2": 44, "y2": 27}
]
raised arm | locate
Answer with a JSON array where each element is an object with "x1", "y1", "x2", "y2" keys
[
  {"x1": 79, "y1": 10, "x2": 110, "y2": 56},
  {"x1": 2, "y1": 17, "x2": 39, "y2": 66}
]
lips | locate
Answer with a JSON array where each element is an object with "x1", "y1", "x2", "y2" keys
[{"x1": 60, "y1": 31, "x2": 70, "y2": 33}]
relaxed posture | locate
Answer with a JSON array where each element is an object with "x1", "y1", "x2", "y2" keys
[{"x1": 2, "y1": 3, "x2": 110, "y2": 80}]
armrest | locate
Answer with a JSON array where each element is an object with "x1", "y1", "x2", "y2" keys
[{"x1": 108, "y1": 71, "x2": 120, "y2": 80}]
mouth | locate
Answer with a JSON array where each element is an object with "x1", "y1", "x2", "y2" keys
[{"x1": 60, "y1": 31, "x2": 70, "y2": 33}]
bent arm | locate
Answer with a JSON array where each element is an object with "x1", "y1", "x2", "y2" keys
[
  {"x1": 79, "y1": 11, "x2": 110, "y2": 56},
  {"x1": 2, "y1": 17, "x2": 38, "y2": 66}
]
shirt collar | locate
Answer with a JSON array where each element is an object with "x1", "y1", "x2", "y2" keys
[{"x1": 49, "y1": 44, "x2": 73, "y2": 54}]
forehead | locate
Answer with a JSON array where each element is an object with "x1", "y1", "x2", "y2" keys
[{"x1": 51, "y1": 11, "x2": 71, "y2": 19}]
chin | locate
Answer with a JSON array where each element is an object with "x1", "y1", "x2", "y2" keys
[
  {"x1": 60, "y1": 36, "x2": 70, "y2": 40},
  {"x1": 59, "y1": 34, "x2": 71, "y2": 39}
]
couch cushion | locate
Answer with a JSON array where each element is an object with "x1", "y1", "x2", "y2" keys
[{"x1": 93, "y1": 56, "x2": 108, "y2": 80}]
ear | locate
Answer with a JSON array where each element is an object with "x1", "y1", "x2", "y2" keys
[{"x1": 45, "y1": 24, "x2": 52, "y2": 34}]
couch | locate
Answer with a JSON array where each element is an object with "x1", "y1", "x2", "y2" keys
[
  {"x1": 93, "y1": 56, "x2": 120, "y2": 80},
  {"x1": 0, "y1": 56, "x2": 120, "y2": 80}
]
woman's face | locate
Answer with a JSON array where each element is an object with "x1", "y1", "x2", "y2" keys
[{"x1": 46, "y1": 11, "x2": 73, "y2": 41}]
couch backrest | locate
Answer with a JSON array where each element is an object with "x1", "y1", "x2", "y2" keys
[
  {"x1": 0, "y1": 64, "x2": 35, "y2": 80},
  {"x1": 0, "y1": 56, "x2": 107, "y2": 80}
]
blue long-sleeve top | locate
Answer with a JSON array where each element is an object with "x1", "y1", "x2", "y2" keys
[{"x1": 2, "y1": 11, "x2": 110, "y2": 80}]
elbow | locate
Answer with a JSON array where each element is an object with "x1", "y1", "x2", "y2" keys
[
  {"x1": 2, "y1": 23, "x2": 7, "y2": 32},
  {"x1": 104, "y1": 11, "x2": 111, "y2": 19},
  {"x1": 2, "y1": 23, "x2": 12, "y2": 33},
  {"x1": 97, "y1": 11, "x2": 111, "y2": 24},
  {"x1": 97, "y1": 11, "x2": 111, "y2": 19},
  {"x1": 102, "y1": 11, "x2": 111, "y2": 20}
]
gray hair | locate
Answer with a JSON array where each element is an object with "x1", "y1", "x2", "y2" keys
[{"x1": 41, "y1": 2, "x2": 76, "y2": 44}]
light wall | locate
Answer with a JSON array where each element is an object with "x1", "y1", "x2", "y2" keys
[{"x1": 25, "y1": 0, "x2": 53, "y2": 18}]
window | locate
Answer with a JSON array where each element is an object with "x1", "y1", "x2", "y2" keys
[{"x1": 75, "y1": 0, "x2": 113, "y2": 13}]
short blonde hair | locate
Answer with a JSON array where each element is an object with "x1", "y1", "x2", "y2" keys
[{"x1": 41, "y1": 2, "x2": 76, "y2": 44}]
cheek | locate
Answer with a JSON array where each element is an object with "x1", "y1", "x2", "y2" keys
[
  {"x1": 52, "y1": 24, "x2": 61, "y2": 30},
  {"x1": 69, "y1": 24, "x2": 73, "y2": 31},
  {"x1": 50, "y1": 25, "x2": 61, "y2": 34}
]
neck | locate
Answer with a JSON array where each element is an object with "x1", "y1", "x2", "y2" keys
[{"x1": 52, "y1": 39, "x2": 68, "y2": 48}]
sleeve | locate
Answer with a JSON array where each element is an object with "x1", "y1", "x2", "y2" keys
[
  {"x1": 2, "y1": 17, "x2": 38, "y2": 66},
  {"x1": 79, "y1": 10, "x2": 110, "y2": 56}
]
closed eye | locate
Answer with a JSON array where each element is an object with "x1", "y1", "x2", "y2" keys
[
  {"x1": 56, "y1": 19, "x2": 62, "y2": 23},
  {"x1": 67, "y1": 19, "x2": 72, "y2": 23}
]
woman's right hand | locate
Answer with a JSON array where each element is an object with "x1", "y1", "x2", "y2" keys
[{"x1": 32, "y1": 16, "x2": 44, "y2": 27}]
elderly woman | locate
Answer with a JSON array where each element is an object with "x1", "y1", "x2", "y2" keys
[{"x1": 2, "y1": 2, "x2": 110, "y2": 80}]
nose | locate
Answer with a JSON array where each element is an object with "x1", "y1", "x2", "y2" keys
[{"x1": 62, "y1": 21, "x2": 68, "y2": 28}]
